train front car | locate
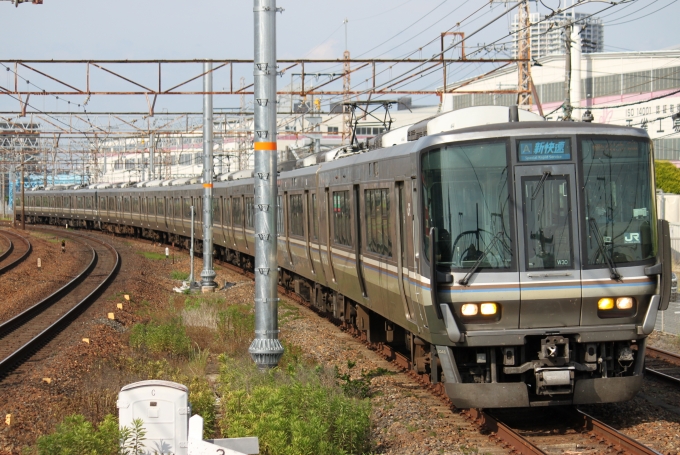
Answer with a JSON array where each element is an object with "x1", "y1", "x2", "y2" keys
[{"x1": 421, "y1": 121, "x2": 671, "y2": 408}]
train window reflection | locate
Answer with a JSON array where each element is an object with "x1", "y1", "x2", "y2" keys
[
  {"x1": 421, "y1": 141, "x2": 512, "y2": 269},
  {"x1": 581, "y1": 137, "x2": 656, "y2": 265}
]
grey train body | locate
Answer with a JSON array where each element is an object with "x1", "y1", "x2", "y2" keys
[{"x1": 21, "y1": 120, "x2": 672, "y2": 408}]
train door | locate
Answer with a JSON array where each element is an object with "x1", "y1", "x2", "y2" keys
[
  {"x1": 353, "y1": 185, "x2": 368, "y2": 298},
  {"x1": 396, "y1": 181, "x2": 418, "y2": 323},
  {"x1": 514, "y1": 164, "x2": 582, "y2": 328},
  {"x1": 304, "y1": 190, "x2": 317, "y2": 277}
]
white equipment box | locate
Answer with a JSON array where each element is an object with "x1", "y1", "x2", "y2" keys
[{"x1": 117, "y1": 380, "x2": 190, "y2": 455}]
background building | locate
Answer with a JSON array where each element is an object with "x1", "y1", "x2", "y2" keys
[{"x1": 511, "y1": 10, "x2": 604, "y2": 59}]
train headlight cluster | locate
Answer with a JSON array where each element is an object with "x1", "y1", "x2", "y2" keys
[
  {"x1": 461, "y1": 303, "x2": 498, "y2": 317},
  {"x1": 598, "y1": 297, "x2": 636, "y2": 311}
]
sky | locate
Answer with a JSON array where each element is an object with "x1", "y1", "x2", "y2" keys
[{"x1": 1, "y1": 0, "x2": 679, "y2": 114}]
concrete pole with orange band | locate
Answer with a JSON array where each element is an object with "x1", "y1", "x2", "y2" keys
[
  {"x1": 249, "y1": 0, "x2": 284, "y2": 369},
  {"x1": 200, "y1": 61, "x2": 217, "y2": 291}
]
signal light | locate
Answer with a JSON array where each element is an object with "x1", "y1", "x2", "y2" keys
[
  {"x1": 616, "y1": 297, "x2": 635, "y2": 310},
  {"x1": 480, "y1": 303, "x2": 498, "y2": 315},
  {"x1": 598, "y1": 298, "x2": 615, "y2": 310},
  {"x1": 461, "y1": 304, "x2": 478, "y2": 316}
]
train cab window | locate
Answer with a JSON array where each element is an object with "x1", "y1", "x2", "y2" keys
[
  {"x1": 77, "y1": 197, "x2": 84, "y2": 209},
  {"x1": 233, "y1": 197, "x2": 243, "y2": 226},
  {"x1": 276, "y1": 196, "x2": 284, "y2": 235},
  {"x1": 522, "y1": 176, "x2": 573, "y2": 270},
  {"x1": 581, "y1": 137, "x2": 656, "y2": 265},
  {"x1": 421, "y1": 141, "x2": 512, "y2": 269},
  {"x1": 311, "y1": 193, "x2": 319, "y2": 240},
  {"x1": 365, "y1": 188, "x2": 392, "y2": 257},
  {"x1": 289, "y1": 194, "x2": 304, "y2": 237},
  {"x1": 332, "y1": 190, "x2": 352, "y2": 246},
  {"x1": 245, "y1": 197, "x2": 254, "y2": 228},
  {"x1": 213, "y1": 198, "x2": 221, "y2": 224}
]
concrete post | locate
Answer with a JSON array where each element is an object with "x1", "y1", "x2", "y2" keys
[
  {"x1": 563, "y1": 23, "x2": 573, "y2": 121},
  {"x1": 201, "y1": 62, "x2": 217, "y2": 291},
  {"x1": 570, "y1": 24, "x2": 582, "y2": 112},
  {"x1": 249, "y1": 0, "x2": 284, "y2": 369},
  {"x1": 150, "y1": 133, "x2": 155, "y2": 181}
]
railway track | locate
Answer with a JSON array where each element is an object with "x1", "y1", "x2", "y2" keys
[
  {"x1": 210, "y1": 253, "x2": 662, "y2": 455},
  {"x1": 0, "y1": 229, "x2": 119, "y2": 378},
  {"x1": 0, "y1": 230, "x2": 32, "y2": 274},
  {"x1": 645, "y1": 345, "x2": 680, "y2": 385}
]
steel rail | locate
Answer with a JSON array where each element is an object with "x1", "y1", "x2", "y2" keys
[
  {"x1": 577, "y1": 410, "x2": 663, "y2": 455},
  {"x1": 0, "y1": 230, "x2": 31, "y2": 275},
  {"x1": 0, "y1": 229, "x2": 119, "y2": 378},
  {"x1": 646, "y1": 346, "x2": 680, "y2": 366}
]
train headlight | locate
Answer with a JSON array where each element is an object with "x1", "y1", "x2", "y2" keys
[
  {"x1": 480, "y1": 303, "x2": 498, "y2": 315},
  {"x1": 461, "y1": 304, "x2": 478, "y2": 316},
  {"x1": 616, "y1": 297, "x2": 635, "y2": 310},
  {"x1": 598, "y1": 298, "x2": 615, "y2": 310}
]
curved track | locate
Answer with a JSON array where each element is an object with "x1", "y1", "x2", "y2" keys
[
  {"x1": 645, "y1": 346, "x2": 680, "y2": 385},
  {"x1": 0, "y1": 229, "x2": 119, "y2": 378},
  {"x1": 0, "y1": 230, "x2": 32, "y2": 275}
]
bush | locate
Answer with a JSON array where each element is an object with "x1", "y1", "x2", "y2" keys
[
  {"x1": 218, "y1": 358, "x2": 371, "y2": 455},
  {"x1": 36, "y1": 414, "x2": 119, "y2": 455},
  {"x1": 129, "y1": 319, "x2": 193, "y2": 357},
  {"x1": 189, "y1": 376, "x2": 217, "y2": 438},
  {"x1": 656, "y1": 160, "x2": 680, "y2": 194}
]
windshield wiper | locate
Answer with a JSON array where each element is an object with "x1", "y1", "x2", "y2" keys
[
  {"x1": 588, "y1": 218, "x2": 621, "y2": 281},
  {"x1": 458, "y1": 231, "x2": 504, "y2": 286},
  {"x1": 531, "y1": 171, "x2": 551, "y2": 200}
]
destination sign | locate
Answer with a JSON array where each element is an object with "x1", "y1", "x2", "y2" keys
[{"x1": 518, "y1": 139, "x2": 571, "y2": 162}]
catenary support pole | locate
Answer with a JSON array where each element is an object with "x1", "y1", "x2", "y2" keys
[
  {"x1": 149, "y1": 132, "x2": 155, "y2": 181},
  {"x1": 563, "y1": 22, "x2": 573, "y2": 121},
  {"x1": 20, "y1": 162, "x2": 24, "y2": 230},
  {"x1": 190, "y1": 205, "x2": 195, "y2": 284},
  {"x1": 249, "y1": 0, "x2": 284, "y2": 370},
  {"x1": 201, "y1": 62, "x2": 217, "y2": 291}
]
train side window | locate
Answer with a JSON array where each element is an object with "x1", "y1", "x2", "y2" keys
[
  {"x1": 132, "y1": 197, "x2": 139, "y2": 213},
  {"x1": 141, "y1": 197, "x2": 146, "y2": 214},
  {"x1": 233, "y1": 197, "x2": 243, "y2": 226},
  {"x1": 276, "y1": 195, "x2": 284, "y2": 235},
  {"x1": 100, "y1": 197, "x2": 107, "y2": 211},
  {"x1": 332, "y1": 190, "x2": 352, "y2": 246},
  {"x1": 123, "y1": 196, "x2": 130, "y2": 213},
  {"x1": 116, "y1": 197, "x2": 122, "y2": 212},
  {"x1": 289, "y1": 194, "x2": 304, "y2": 237},
  {"x1": 156, "y1": 197, "x2": 163, "y2": 216},
  {"x1": 50, "y1": 197, "x2": 55, "y2": 208},
  {"x1": 245, "y1": 197, "x2": 254, "y2": 228},
  {"x1": 183, "y1": 197, "x2": 192, "y2": 219},
  {"x1": 224, "y1": 197, "x2": 231, "y2": 226},
  {"x1": 43, "y1": 196, "x2": 48, "y2": 207},
  {"x1": 173, "y1": 198, "x2": 180, "y2": 218},
  {"x1": 364, "y1": 188, "x2": 392, "y2": 257},
  {"x1": 311, "y1": 193, "x2": 319, "y2": 240},
  {"x1": 85, "y1": 197, "x2": 92, "y2": 210},
  {"x1": 35, "y1": 196, "x2": 41, "y2": 207},
  {"x1": 213, "y1": 198, "x2": 221, "y2": 224}
]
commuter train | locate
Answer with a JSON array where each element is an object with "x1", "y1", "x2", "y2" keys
[{"x1": 20, "y1": 105, "x2": 672, "y2": 408}]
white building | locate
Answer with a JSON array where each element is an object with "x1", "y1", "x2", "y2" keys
[
  {"x1": 511, "y1": 11, "x2": 604, "y2": 59},
  {"x1": 443, "y1": 46, "x2": 680, "y2": 160}
]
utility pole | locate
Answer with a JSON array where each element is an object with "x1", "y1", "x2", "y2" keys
[
  {"x1": 201, "y1": 62, "x2": 217, "y2": 292},
  {"x1": 563, "y1": 22, "x2": 573, "y2": 121},
  {"x1": 249, "y1": 0, "x2": 284, "y2": 370},
  {"x1": 342, "y1": 18, "x2": 351, "y2": 144},
  {"x1": 20, "y1": 161, "x2": 24, "y2": 230},
  {"x1": 516, "y1": 0, "x2": 533, "y2": 107}
]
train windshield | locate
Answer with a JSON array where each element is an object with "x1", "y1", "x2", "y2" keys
[
  {"x1": 581, "y1": 137, "x2": 656, "y2": 266},
  {"x1": 422, "y1": 141, "x2": 512, "y2": 269}
]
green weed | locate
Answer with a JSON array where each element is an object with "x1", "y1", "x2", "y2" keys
[
  {"x1": 171, "y1": 270, "x2": 190, "y2": 281},
  {"x1": 138, "y1": 251, "x2": 166, "y2": 261},
  {"x1": 128, "y1": 319, "x2": 192, "y2": 358}
]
